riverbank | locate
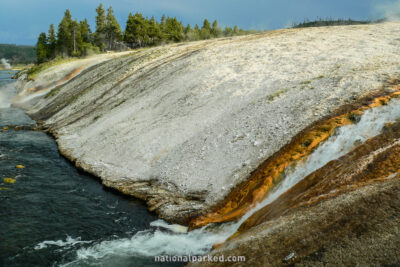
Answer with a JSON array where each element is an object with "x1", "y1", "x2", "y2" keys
[
  {"x1": 0, "y1": 70, "x2": 168, "y2": 266},
  {"x1": 0, "y1": 64, "x2": 33, "y2": 71}
]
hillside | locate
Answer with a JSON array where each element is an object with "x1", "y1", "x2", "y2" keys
[{"x1": 0, "y1": 44, "x2": 36, "y2": 65}]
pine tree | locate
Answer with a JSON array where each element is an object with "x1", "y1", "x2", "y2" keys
[
  {"x1": 200, "y1": 19, "x2": 212, "y2": 39},
  {"x1": 124, "y1": 13, "x2": 140, "y2": 47},
  {"x1": 211, "y1": 20, "x2": 222, "y2": 38},
  {"x1": 124, "y1": 13, "x2": 135, "y2": 47},
  {"x1": 184, "y1": 24, "x2": 201, "y2": 41},
  {"x1": 148, "y1": 16, "x2": 162, "y2": 45},
  {"x1": 71, "y1": 20, "x2": 83, "y2": 56},
  {"x1": 203, "y1": 19, "x2": 211, "y2": 31},
  {"x1": 105, "y1": 7, "x2": 123, "y2": 50},
  {"x1": 233, "y1": 25, "x2": 239, "y2": 35},
  {"x1": 57, "y1": 9, "x2": 73, "y2": 56},
  {"x1": 184, "y1": 24, "x2": 191, "y2": 41},
  {"x1": 164, "y1": 17, "x2": 184, "y2": 42},
  {"x1": 48, "y1": 24, "x2": 56, "y2": 59},
  {"x1": 124, "y1": 13, "x2": 148, "y2": 47},
  {"x1": 223, "y1": 26, "x2": 233, "y2": 37},
  {"x1": 80, "y1": 19, "x2": 92, "y2": 44},
  {"x1": 80, "y1": 19, "x2": 99, "y2": 56},
  {"x1": 161, "y1": 15, "x2": 166, "y2": 26},
  {"x1": 184, "y1": 24, "x2": 191, "y2": 34},
  {"x1": 94, "y1": 4, "x2": 107, "y2": 51},
  {"x1": 36, "y1": 32, "x2": 48, "y2": 64}
]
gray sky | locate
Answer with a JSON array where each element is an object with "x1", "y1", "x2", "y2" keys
[{"x1": 0, "y1": 0, "x2": 398, "y2": 45}]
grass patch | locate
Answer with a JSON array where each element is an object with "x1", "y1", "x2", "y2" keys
[
  {"x1": 268, "y1": 89, "x2": 287, "y2": 101},
  {"x1": 300, "y1": 80, "x2": 312, "y2": 85},
  {"x1": 27, "y1": 57, "x2": 76, "y2": 81},
  {"x1": 44, "y1": 87, "x2": 61, "y2": 99},
  {"x1": 114, "y1": 99, "x2": 127, "y2": 108}
]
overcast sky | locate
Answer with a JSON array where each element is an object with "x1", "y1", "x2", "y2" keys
[{"x1": 0, "y1": 0, "x2": 399, "y2": 45}]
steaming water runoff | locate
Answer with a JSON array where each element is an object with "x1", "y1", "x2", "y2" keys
[{"x1": 2, "y1": 68, "x2": 400, "y2": 266}]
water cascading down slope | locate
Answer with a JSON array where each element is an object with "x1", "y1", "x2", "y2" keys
[{"x1": 190, "y1": 87, "x2": 400, "y2": 229}]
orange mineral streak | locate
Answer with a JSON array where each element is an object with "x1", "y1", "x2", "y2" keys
[
  {"x1": 238, "y1": 121, "x2": 400, "y2": 234},
  {"x1": 26, "y1": 67, "x2": 85, "y2": 94},
  {"x1": 189, "y1": 88, "x2": 400, "y2": 229}
]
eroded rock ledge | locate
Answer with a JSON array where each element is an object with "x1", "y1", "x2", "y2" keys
[{"x1": 13, "y1": 22, "x2": 400, "y2": 224}]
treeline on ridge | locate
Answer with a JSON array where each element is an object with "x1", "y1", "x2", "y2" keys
[
  {"x1": 36, "y1": 4, "x2": 252, "y2": 64},
  {"x1": 0, "y1": 44, "x2": 36, "y2": 64},
  {"x1": 291, "y1": 18, "x2": 372, "y2": 28}
]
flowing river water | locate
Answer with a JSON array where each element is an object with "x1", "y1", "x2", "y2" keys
[
  {"x1": 2, "y1": 69, "x2": 400, "y2": 266},
  {"x1": 0, "y1": 70, "x2": 182, "y2": 266}
]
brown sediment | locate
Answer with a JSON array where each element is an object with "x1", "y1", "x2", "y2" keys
[
  {"x1": 191, "y1": 175, "x2": 400, "y2": 267},
  {"x1": 189, "y1": 82, "x2": 400, "y2": 229},
  {"x1": 26, "y1": 67, "x2": 85, "y2": 94},
  {"x1": 0, "y1": 125, "x2": 40, "y2": 132}
]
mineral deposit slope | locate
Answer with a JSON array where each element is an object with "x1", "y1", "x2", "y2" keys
[{"x1": 14, "y1": 22, "x2": 400, "y2": 223}]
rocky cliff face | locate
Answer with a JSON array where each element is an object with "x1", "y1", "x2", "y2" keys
[{"x1": 13, "y1": 21, "x2": 400, "y2": 231}]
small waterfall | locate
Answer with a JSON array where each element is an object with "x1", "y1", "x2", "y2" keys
[{"x1": 68, "y1": 98, "x2": 400, "y2": 264}]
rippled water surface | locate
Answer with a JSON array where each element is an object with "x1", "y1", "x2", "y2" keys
[{"x1": 0, "y1": 71, "x2": 183, "y2": 266}]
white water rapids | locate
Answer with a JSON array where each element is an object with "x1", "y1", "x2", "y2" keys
[{"x1": 69, "y1": 98, "x2": 400, "y2": 264}]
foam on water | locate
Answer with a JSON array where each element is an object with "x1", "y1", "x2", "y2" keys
[
  {"x1": 34, "y1": 236, "x2": 93, "y2": 250},
  {"x1": 150, "y1": 219, "x2": 189, "y2": 233},
  {"x1": 70, "y1": 98, "x2": 400, "y2": 263}
]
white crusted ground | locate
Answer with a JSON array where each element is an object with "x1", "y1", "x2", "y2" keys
[{"x1": 13, "y1": 22, "x2": 400, "y2": 222}]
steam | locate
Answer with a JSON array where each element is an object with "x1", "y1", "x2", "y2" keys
[
  {"x1": 374, "y1": 0, "x2": 400, "y2": 21},
  {"x1": 1, "y1": 58, "x2": 12, "y2": 70},
  {"x1": 0, "y1": 83, "x2": 16, "y2": 108}
]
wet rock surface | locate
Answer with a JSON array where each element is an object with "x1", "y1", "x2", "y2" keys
[
  {"x1": 192, "y1": 177, "x2": 400, "y2": 266},
  {"x1": 239, "y1": 121, "x2": 400, "y2": 232},
  {"x1": 190, "y1": 89, "x2": 400, "y2": 228}
]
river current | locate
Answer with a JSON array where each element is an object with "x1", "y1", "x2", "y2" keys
[{"x1": 0, "y1": 70, "x2": 183, "y2": 266}]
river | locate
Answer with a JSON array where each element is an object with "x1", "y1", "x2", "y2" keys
[{"x1": 0, "y1": 70, "x2": 183, "y2": 266}]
